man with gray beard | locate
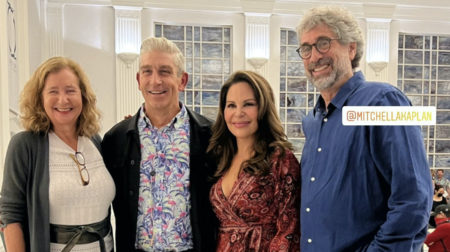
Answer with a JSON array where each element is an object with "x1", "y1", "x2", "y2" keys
[{"x1": 297, "y1": 6, "x2": 432, "y2": 252}]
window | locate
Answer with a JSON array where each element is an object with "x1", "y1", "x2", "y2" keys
[
  {"x1": 398, "y1": 34, "x2": 450, "y2": 169},
  {"x1": 279, "y1": 28, "x2": 320, "y2": 160},
  {"x1": 155, "y1": 23, "x2": 232, "y2": 121}
]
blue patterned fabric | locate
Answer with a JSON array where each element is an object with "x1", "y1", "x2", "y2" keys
[{"x1": 135, "y1": 104, "x2": 193, "y2": 251}]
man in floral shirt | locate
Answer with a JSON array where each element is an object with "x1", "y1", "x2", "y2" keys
[{"x1": 102, "y1": 37, "x2": 218, "y2": 252}]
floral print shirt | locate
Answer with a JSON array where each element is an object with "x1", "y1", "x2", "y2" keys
[{"x1": 136, "y1": 104, "x2": 193, "y2": 251}]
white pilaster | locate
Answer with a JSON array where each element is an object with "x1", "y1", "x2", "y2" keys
[
  {"x1": 1, "y1": 0, "x2": 11, "y2": 189},
  {"x1": 114, "y1": 6, "x2": 142, "y2": 122},
  {"x1": 15, "y1": 0, "x2": 29, "y2": 92},
  {"x1": 45, "y1": 3, "x2": 64, "y2": 58},
  {"x1": 245, "y1": 13, "x2": 270, "y2": 78},
  {"x1": 365, "y1": 19, "x2": 391, "y2": 82}
]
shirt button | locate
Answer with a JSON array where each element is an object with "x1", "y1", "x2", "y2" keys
[
  {"x1": 150, "y1": 170, "x2": 156, "y2": 176},
  {"x1": 306, "y1": 208, "x2": 310, "y2": 212},
  {"x1": 323, "y1": 118, "x2": 328, "y2": 122},
  {"x1": 308, "y1": 238, "x2": 312, "y2": 243},
  {"x1": 129, "y1": 190, "x2": 134, "y2": 196},
  {"x1": 310, "y1": 177, "x2": 316, "y2": 182},
  {"x1": 130, "y1": 160, "x2": 135, "y2": 165},
  {"x1": 317, "y1": 147, "x2": 322, "y2": 152}
]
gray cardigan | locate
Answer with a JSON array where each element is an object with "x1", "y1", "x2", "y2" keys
[{"x1": 0, "y1": 131, "x2": 101, "y2": 252}]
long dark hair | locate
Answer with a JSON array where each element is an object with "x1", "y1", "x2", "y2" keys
[
  {"x1": 207, "y1": 70, "x2": 292, "y2": 177},
  {"x1": 435, "y1": 184, "x2": 444, "y2": 194}
]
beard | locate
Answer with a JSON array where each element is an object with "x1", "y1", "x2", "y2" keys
[{"x1": 305, "y1": 56, "x2": 349, "y2": 91}]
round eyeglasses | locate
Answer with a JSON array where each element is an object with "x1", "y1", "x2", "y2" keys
[
  {"x1": 69, "y1": 152, "x2": 89, "y2": 186},
  {"x1": 296, "y1": 37, "x2": 340, "y2": 59}
]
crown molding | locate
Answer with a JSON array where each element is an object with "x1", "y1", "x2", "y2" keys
[{"x1": 46, "y1": 0, "x2": 450, "y2": 22}]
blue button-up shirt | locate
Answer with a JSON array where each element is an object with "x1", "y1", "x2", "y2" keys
[{"x1": 300, "y1": 71, "x2": 433, "y2": 252}]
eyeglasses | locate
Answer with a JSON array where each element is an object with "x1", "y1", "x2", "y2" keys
[
  {"x1": 69, "y1": 152, "x2": 89, "y2": 186},
  {"x1": 296, "y1": 37, "x2": 340, "y2": 59}
]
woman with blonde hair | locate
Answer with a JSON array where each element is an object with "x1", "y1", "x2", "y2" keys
[
  {"x1": 0, "y1": 57, "x2": 115, "y2": 252},
  {"x1": 208, "y1": 70, "x2": 300, "y2": 251}
]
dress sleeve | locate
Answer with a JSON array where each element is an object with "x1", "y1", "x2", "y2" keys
[
  {"x1": 269, "y1": 150, "x2": 301, "y2": 252},
  {"x1": 0, "y1": 133, "x2": 31, "y2": 226}
]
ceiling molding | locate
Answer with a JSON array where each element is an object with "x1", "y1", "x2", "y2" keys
[
  {"x1": 363, "y1": 3, "x2": 395, "y2": 19},
  {"x1": 47, "y1": 0, "x2": 450, "y2": 22},
  {"x1": 241, "y1": 0, "x2": 275, "y2": 13}
]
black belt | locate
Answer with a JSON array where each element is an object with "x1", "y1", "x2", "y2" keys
[{"x1": 50, "y1": 217, "x2": 110, "y2": 252}]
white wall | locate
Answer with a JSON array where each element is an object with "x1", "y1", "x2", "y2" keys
[
  {"x1": 2, "y1": 1, "x2": 450, "y2": 154},
  {"x1": 28, "y1": 0, "x2": 43, "y2": 72},
  {"x1": 0, "y1": 0, "x2": 11, "y2": 183},
  {"x1": 63, "y1": 4, "x2": 117, "y2": 134}
]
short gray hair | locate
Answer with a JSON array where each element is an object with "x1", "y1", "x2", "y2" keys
[
  {"x1": 296, "y1": 6, "x2": 364, "y2": 69},
  {"x1": 140, "y1": 37, "x2": 185, "y2": 76}
]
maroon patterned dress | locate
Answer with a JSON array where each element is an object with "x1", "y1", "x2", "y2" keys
[{"x1": 210, "y1": 150, "x2": 301, "y2": 252}]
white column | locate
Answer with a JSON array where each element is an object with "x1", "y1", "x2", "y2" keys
[
  {"x1": 114, "y1": 6, "x2": 142, "y2": 122},
  {"x1": 365, "y1": 19, "x2": 391, "y2": 82},
  {"x1": 44, "y1": 3, "x2": 64, "y2": 58},
  {"x1": 245, "y1": 13, "x2": 270, "y2": 78},
  {"x1": 1, "y1": 0, "x2": 11, "y2": 190},
  {"x1": 15, "y1": 0, "x2": 29, "y2": 92},
  {"x1": 6, "y1": 0, "x2": 18, "y2": 113}
]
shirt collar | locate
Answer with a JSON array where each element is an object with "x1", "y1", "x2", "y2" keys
[
  {"x1": 138, "y1": 103, "x2": 188, "y2": 131},
  {"x1": 314, "y1": 71, "x2": 365, "y2": 116}
]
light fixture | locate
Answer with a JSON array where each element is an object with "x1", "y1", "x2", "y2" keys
[
  {"x1": 117, "y1": 52, "x2": 138, "y2": 68},
  {"x1": 245, "y1": 13, "x2": 270, "y2": 72},
  {"x1": 247, "y1": 57, "x2": 268, "y2": 70},
  {"x1": 366, "y1": 19, "x2": 390, "y2": 77},
  {"x1": 368, "y1": 61, "x2": 388, "y2": 76}
]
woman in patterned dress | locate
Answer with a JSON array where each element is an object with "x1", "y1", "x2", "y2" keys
[{"x1": 208, "y1": 70, "x2": 300, "y2": 252}]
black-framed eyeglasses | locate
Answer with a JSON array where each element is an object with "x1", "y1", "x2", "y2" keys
[
  {"x1": 296, "y1": 37, "x2": 340, "y2": 59},
  {"x1": 69, "y1": 152, "x2": 89, "y2": 186}
]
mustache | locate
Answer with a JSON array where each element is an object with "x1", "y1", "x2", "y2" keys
[{"x1": 308, "y1": 57, "x2": 333, "y2": 71}]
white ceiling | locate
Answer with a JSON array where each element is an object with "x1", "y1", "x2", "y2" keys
[{"x1": 49, "y1": 0, "x2": 450, "y2": 22}]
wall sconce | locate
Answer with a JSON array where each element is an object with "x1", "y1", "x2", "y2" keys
[
  {"x1": 117, "y1": 52, "x2": 139, "y2": 68},
  {"x1": 368, "y1": 61, "x2": 388, "y2": 76},
  {"x1": 245, "y1": 13, "x2": 270, "y2": 72},
  {"x1": 247, "y1": 57, "x2": 268, "y2": 70},
  {"x1": 366, "y1": 19, "x2": 390, "y2": 77}
]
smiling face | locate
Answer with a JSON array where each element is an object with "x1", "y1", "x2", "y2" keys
[
  {"x1": 300, "y1": 23, "x2": 356, "y2": 91},
  {"x1": 42, "y1": 68, "x2": 83, "y2": 133},
  {"x1": 137, "y1": 50, "x2": 187, "y2": 116},
  {"x1": 224, "y1": 81, "x2": 259, "y2": 143}
]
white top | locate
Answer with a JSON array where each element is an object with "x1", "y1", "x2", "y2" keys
[{"x1": 48, "y1": 132, "x2": 115, "y2": 252}]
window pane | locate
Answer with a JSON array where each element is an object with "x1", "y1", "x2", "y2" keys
[
  {"x1": 156, "y1": 23, "x2": 232, "y2": 120},
  {"x1": 405, "y1": 50, "x2": 423, "y2": 64},
  {"x1": 398, "y1": 33, "x2": 450, "y2": 170},
  {"x1": 202, "y1": 27, "x2": 222, "y2": 42},
  {"x1": 163, "y1": 25, "x2": 184, "y2": 40},
  {"x1": 202, "y1": 44, "x2": 222, "y2": 58}
]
